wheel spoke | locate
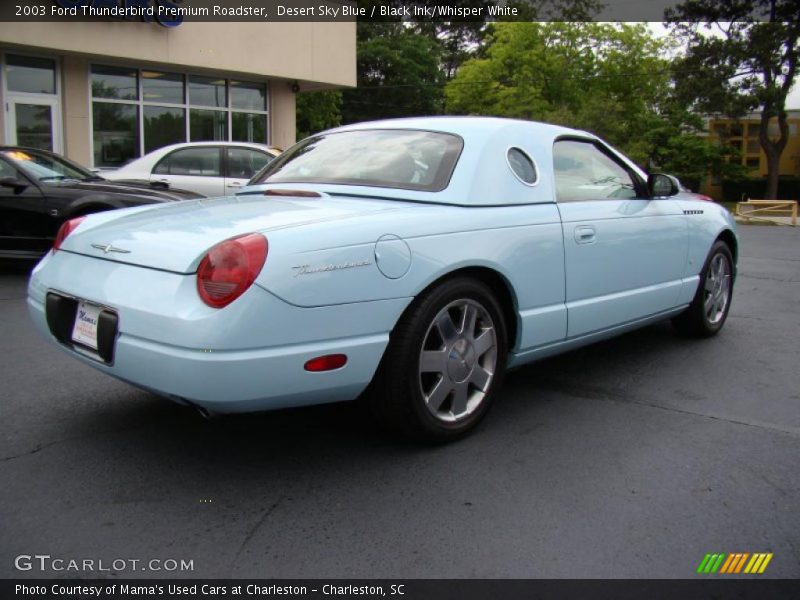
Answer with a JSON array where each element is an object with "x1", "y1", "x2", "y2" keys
[
  {"x1": 715, "y1": 290, "x2": 728, "y2": 315},
  {"x1": 420, "y1": 349, "x2": 448, "y2": 373},
  {"x1": 461, "y1": 304, "x2": 478, "y2": 338},
  {"x1": 716, "y1": 257, "x2": 727, "y2": 279},
  {"x1": 470, "y1": 365, "x2": 492, "y2": 392},
  {"x1": 436, "y1": 311, "x2": 459, "y2": 346},
  {"x1": 704, "y1": 291, "x2": 715, "y2": 313},
  {"x1": 425, "y1": 377, "x2": 451, "y2": 412},
  {"x1": 451, "y1": 382, "x2": 469, "y2": 415},
  {"x1": 473, "y1": 329, "x2": 495, "y2": 357},
  {"x1": 705, "y1": 276, "x2": 715, "y2": 292}
]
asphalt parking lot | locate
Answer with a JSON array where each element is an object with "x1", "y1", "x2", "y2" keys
[{"x1": 1, "y1": 225, "x2": 798, "y2": 579}]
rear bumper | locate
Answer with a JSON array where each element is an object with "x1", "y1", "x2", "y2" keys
[{"x1": 28, "y1": 251, "x2": 408, "y2": 413}]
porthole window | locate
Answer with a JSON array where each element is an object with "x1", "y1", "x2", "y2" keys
[{"x1": 507, "y1": 147, "x2": 537, "y2": 185}]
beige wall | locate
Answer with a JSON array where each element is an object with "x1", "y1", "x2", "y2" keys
[
  {"x1": 270, "y1": 83, "x2": 296, "y2": 151},
  {"x1": 0, "y1": 21, "x2": 355, "y2": 88},
  {"x1": 1, "y1": 20, "x2": 354, "y2": 163},
  {"x1": 61, "y1": 55, "x2": 91, "y2": 166}
]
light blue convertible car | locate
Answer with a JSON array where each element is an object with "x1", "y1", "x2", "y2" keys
[{"x1": 28, "y1": 117, "x2": 737, "y2": 441}]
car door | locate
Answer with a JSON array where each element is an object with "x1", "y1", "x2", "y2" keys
[
  {"x1": 0, "y1": 156, "x2": 48, "y2": 258},
  {"x1": 150, "y1": 146, "x2": 224, "y2": 197},
  {"x1": 223, "y1": 147, "x2": 274, "y2": 195},
  {"x1": 554, "y1": 138, "x2": 688, "y2": 338}
]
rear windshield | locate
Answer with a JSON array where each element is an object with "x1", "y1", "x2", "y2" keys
[{"x1": 250, "y1": 129, "x2": 463, "y2": 192}]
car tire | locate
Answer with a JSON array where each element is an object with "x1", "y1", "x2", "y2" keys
[
  {"x1": 371, "y1": 277, "x2": 508, "y2": 442},
  {"x1": 672, "y1": 240, "x2": 734, "y2": 338}
]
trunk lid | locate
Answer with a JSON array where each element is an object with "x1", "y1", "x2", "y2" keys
[{"x1": 62, "y1": 193, "x2": 401, "y2": 273}]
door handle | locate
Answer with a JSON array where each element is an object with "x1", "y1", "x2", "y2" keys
[
  {"x1": 574, "y1": 225, "x2": 596, "y2": 244},
  {"x1": 227, "y1": 181, "x2": 243, "y2": 187}
]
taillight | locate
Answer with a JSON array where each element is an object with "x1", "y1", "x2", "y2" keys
[
  {"x1": 52, "y1": 216, "x2": 86, "y2": 252},
  {"x1": 196, "y1": 233, "x2": 268, "y2": 308}
]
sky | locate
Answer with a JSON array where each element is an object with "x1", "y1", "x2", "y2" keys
[{"x1": 645, "y1": 22, "x2": 800, "y2": 110}]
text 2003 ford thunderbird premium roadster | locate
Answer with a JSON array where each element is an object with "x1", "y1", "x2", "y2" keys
[{"x1": 28, "y1": 117, "x2": 737, "y2": 441}]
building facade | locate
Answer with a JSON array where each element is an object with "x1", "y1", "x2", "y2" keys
[
  {"x1": 0, "y1": 20, "x2": 355, "y2": 168},
  {"x1": 701, "y1": 110, "x2": 800, "y2": 198}
]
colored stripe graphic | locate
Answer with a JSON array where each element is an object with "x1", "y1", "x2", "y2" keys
[
  {"x1": 719, "y1": 554, "x2": 735, "y2": 573},
  {"x1": 696, "y1": 554, "x2": 712, "y2": 574},
  {"x1": 710, "y1": 554, "x2": 725, "y2": 573},
  {"x1": 720, "y1": 553, "x2": 739, "y2": 574},
  {"x1": 734, "y1": 553, "x2": 749, "y2": 573},
  {"x1": 758, "y1": 553, "x2": 773, "y2": 574},
  {"x1": 699, "y1": 552, "x2": 773, "y2": 575}
]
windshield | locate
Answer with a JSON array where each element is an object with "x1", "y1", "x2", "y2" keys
[
  {"x1": 1, "y1": 149, "x2": 97, "y2": 182},
  {"x1": 250, "y1": 129, "x2": 463, "y2": 192}
]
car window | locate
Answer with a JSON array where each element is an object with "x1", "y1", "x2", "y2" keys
[
  {"x1": 252, "y1": 130, "x2": 463, "y2": 192},
  {"x1": 226, "y1": 148, "x2": 273, "y2": 180},
  {"x1": 1, "y1": 149, "x2": 92, "y2": 182},
  {"x1": 0, "y1": 158, "x2": 18, "y2": 179},
  {"x1": 507, "y1": 147, "x2": 537, "y2": 185},
  {"x1": 153, "y1": 147, "x2": 221, "y2": 177},
  {"x1": 553, "y1": 140, "x2": 637, "y2": 202}
]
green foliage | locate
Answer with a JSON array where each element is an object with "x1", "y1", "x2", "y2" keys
[
  {"x1": 296, "y1": 90, "x2": 342, "y2": 140},
  {"x1": 666, "y1": 0, "x2": 800, "y2": 198},
  {"x1": 444, "y1": 22, "x2": 735, "y2": 183},
  {"x1": 341, "y1": 24, "x2": 445, "y2": 124}
]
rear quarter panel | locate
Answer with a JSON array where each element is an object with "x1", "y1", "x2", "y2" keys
[{"x1": 256, "y1": 202, "x2": 567, "y2": 351}]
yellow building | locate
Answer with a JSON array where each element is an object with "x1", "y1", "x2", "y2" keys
[
  {"x1": 1, "y1": 18, "x2": 355, "y2": 168},
  {"x1": 701, "y1": 110, "x2": 800, "y2": 199}
]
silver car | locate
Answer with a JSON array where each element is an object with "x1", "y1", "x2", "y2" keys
[{"x1": 102, "y1": 142, "x2": 279, "y2": 197}]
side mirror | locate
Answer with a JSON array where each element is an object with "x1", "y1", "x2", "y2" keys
[
  {"x1": 0, "y1": 176, "x2": 28, "y2": 191},
  {"x1": 647, "y1": 173, "x2": 680, "y2": 198}
]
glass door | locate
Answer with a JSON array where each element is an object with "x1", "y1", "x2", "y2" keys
[{"x1": 7, "y1": 96, "x2": 62, "y2": 153}]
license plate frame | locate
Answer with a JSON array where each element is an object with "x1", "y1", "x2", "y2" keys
[{"x1": 46, "y1": 292, "x2": 119, "y2": 364}]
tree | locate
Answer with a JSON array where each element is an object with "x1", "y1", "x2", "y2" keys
[
  {"x1": 444, "y1": 22, "x2": 738, "y2": 185},
  {"x1": 345, "y1": 1, "x2": 604, "y2": 125},
  {"x1": 445, "y1": 23, "x2": 669, "y2": 158},
  {"x1": 296, "y1": 90, "x2": 342, "y2": 140},
  {"x1": 666, "y1": 0, "x2": 800, "y2": 199},
  {"x1": 341, "y1": 23, "x2": 445, "y2": 123}
]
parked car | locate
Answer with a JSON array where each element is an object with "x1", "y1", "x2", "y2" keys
[
  {"x1": 102, "y1": 142, "x2": 280, "y2": 197},
  {"x1": 0, "y1": 146, "x2": 201, "y2": 260},
  {"x1": 27, "y1": 117, "x2": 737, "y2": 441}
]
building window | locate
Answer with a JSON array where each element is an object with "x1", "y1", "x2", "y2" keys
[
  {"x1": 190, "y1": 109, "x2": 227, "y2": 141},
  {"x1": 6, "y1": 54, "x2": 56, "y2": 94},
  {"x1": 144, "y1": 106, "x2": 186, "y2": 153},
  {"x1": 232, "y1": 112, "x2": 267, "y2": 143},
  {"x1": 189, "y1": 75, "x2": 227, "y2": 108},
  {"x1": 745, "y1": 157, "x2": 760, "y2": 170},
  {"x1": 92, "y1": 65, "x2": 138, "y2": 100},
  {"x1": 142, "y1": 71, "x2": 184, "y2": 104},
  {"x1": 231, "y1": 80, "x2": 266, "y2": 110},
  {"x1": 92, "y1": 102, "x2": 138, "y2": 167},
  {"x1": 90, "y1": 65, "x2": 269, "y2": 167}
]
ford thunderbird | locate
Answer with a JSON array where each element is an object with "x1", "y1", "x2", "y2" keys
[{"x1": 27, "y1": 117, "x2": 737, "y2": 441}]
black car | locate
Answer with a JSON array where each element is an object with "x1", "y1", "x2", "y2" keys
[{"x1": 0, "y1": 146, "x2": 202, "y2": 260}]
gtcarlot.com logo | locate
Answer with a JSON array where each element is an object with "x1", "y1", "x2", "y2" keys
[
  {"x1": 14, "y1": 554, "x2": 194, "y2": 573},
  {"x1": 696, "y1": 552, "x2": 773, "y2": 575}
]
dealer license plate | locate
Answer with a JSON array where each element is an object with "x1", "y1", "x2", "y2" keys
[{"x1": 71, "y1": 301, "x2": 102, "y2": 350}]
